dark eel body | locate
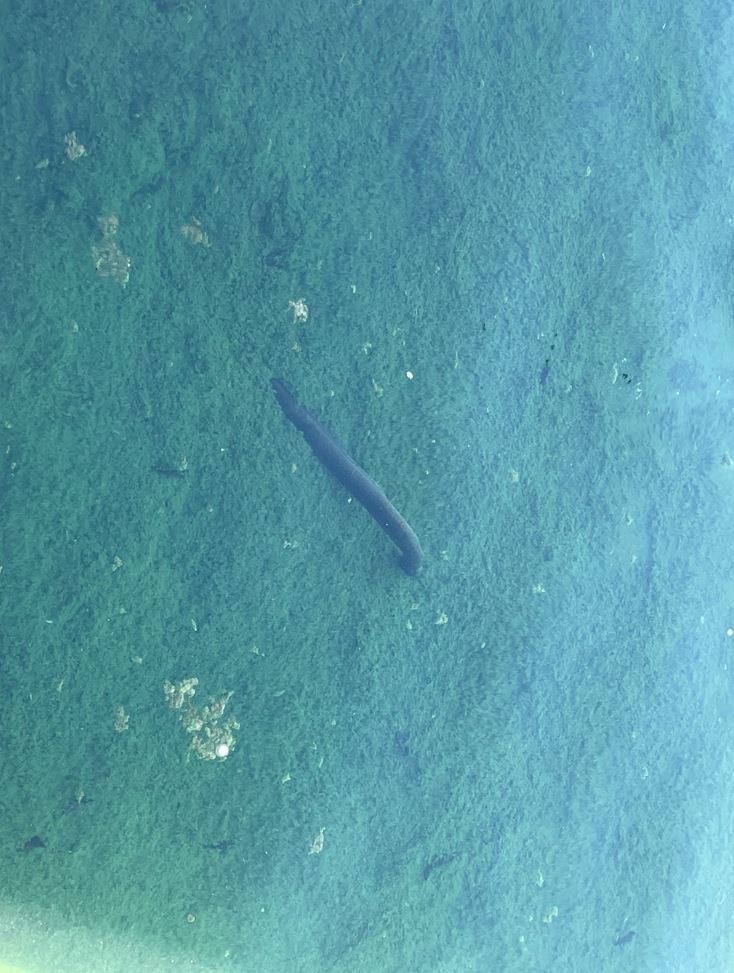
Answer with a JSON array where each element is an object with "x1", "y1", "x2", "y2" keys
[{"x1": 271, "y1": 378, "x2": 422, "y2": 575}]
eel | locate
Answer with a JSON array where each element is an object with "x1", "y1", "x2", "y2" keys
[{"x1": 271, "y1": 378, "x2": 423, "y2": 574}]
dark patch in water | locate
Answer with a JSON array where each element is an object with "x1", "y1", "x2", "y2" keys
[
  {"x1": 421, "y1": 851, "x2": 459, "y2": 881},
  {"x1": 20, "y1": 834, "x2": 46, "y2": 852},
  {"x1": 667, "y1": 359, "x2": 705, "y2": 393}
]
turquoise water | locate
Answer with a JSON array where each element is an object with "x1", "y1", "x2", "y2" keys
[{"x1": 2, "y1": 1, "x2": 733, "y2": 971}]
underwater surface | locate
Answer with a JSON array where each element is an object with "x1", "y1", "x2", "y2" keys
[{"x1": 1, "y1": 0, "x2": 733, "y2": 970}]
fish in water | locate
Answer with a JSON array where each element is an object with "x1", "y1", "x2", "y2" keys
[{"x1": 271, "y1": 378, "x2": 423, "y2": 574}]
